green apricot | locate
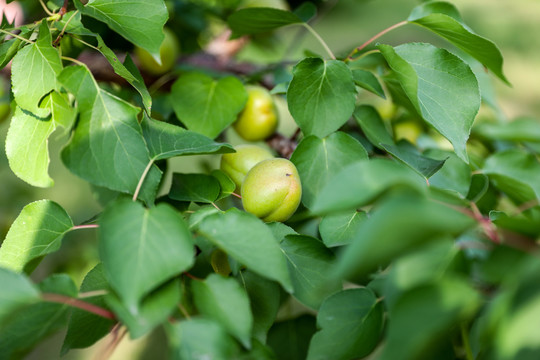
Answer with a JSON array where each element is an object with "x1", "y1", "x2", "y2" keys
[
  {"x1": 233, "y1": 86, "x2": 278, "y2": 141},
  {"x1": 135, "y1": 27, "x2": 180, "y2": 75},
  {"x1": 220, "y1": 144, "x2": 274, "y2": 190},
  {"x1": 241, "y1": 158, "x2": 302, "y2": 223}
]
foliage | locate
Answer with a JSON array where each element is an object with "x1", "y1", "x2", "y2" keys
[{"x1": 0, "y1": 0, "x2": 539, "y2": 359}]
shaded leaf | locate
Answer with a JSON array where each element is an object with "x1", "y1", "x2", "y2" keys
[
  {"x1": 106, "y1": 279, "x2": 181, "y2": 339},
  {"x1": 319, "y1": 210, "x2": 367, "y2": 247},
  {"x1": 192, "y1": 274, "x2": 253, "y2": 347},
  {"x1": 280, "y1": 235, "x2": 341, "y2": 309},
  {"x1": 378, "y1": 43, "x2": 480, "y2": 162},
  {"x1": 483, "y1": 149, "x2": 540, "y2": 204},
  {"x1": 307, "y1": 288, "x2": 384, "y2": 360},
  {"x1": 379, "y1": 278, "x2": 480, "y2": 360},
  {"x1": 381, "y1": 140, "x2": 446, "y2": 178},
  {"x1": 267, "y1": 315, "x2": 317, "y2": 360},
  {"x1": 311, "y1": 159, "x2": 426, "y2": 214},
  {"x1": 0, "y1": 200, "x2": 73, "y2": 273},
  {"x1": 287, "y1": 58, "x2": 356, "y2": 137},
  {"x1": 334, "y1": 191, "x2": 475, "y2": 280},
  {"x1": 198, "y1": 209, "x2": 293, "y2": 292},
  {"x1": 141, "y1": 116, "x2": 234, "y2": 160},
  {"x1": 169, "y1": 318, "x2": 240, "y2": 360},
  {"x1": 211, "y1": 170, "x2": 236, "y2": 201},
  {"x1": 169, "y1": 173, "x2": 221, "y2": 204},
  {"x1": 62, "y1": 264, "x2": 115, "y2": 354},
  {"x1": 425, "y1": 149, "x2": 471, "y2": 198},
  {"x1": 291, "y1": 132, "x2": 368, "y2": 209},
  {"x1": 475, "y1": 117, "x2": 540, "y2": 143},
  {"x1": 171, "y1": 72, "x2": 247, "y2": 139},
  {"x1": 241, "y1": 271, "x2": 281, "y2": 343},
  {"x1": 351, "y1": 69, "x2": 385, "y2": 98},
  {"x1": 99, "y1": 199, "x2": 194, "y2": 311},
  {"x1": 0, "y1": 268, "x2": 40, "y2": 325},
  {"x1": 353, "y1": 105, "x2": 394, "y2": 149},
  {"x1": 228, "y1": 7, "x2": 303, "y2": 36}
]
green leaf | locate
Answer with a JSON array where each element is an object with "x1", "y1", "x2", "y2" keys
[
  {"x1": 353, "y1": 105, "x2": 394, "y2": 149},
  {"x1": 5, "y1": 108, "x2": 56, "y2": 187},
  {"x1": 280, "y1": 235, "x2": 341, "y2": 310},
  {"x1": 228, "y1": 7, "x2": 303, "y2": 36},
  {"x1": 0, "y1": 274, "x2": 77, "y2": 359},
  {"x1": 287, "y1": 58, "x2": 356, "y2": 137},
  {"x1": 311, "y1": 159, "x2": 426, "y2": 214},
  {"x1": 106, "y1": 279, "x2": 181, "y2": 339},
  {"x1": 58, "y1": 65, "x2": 161, "y2": 205},
  {"x1": 241, "y1": 271, "x2": 281, "y2": 343},
  {"x1": 62, "y1": 264, "x2": 115, "y2": 354},
  {"x1": 169, "y1": 173, "x2": 221, "y2": 204},
  {"x1": 169, "y1": 318, "x2": 240, "y2": 360},
  {"x1": 11, "y1": 22, "x2": 62, "y2": 114},
  {"x1": 0, "y1": 200, "x2": 73, "y2": 273},
  {"x1": 267, "y1": 315, "x2": 317, "y2": 360},
  {"x1": 198, "y1": 209, "x2": 293, "y2": 292},
  {"x1": 171, "y1": 72, "x2": 247, "y2": 139},
  {"x1": 93, "y1": 37, "x2": 152, "y2": 113},
  {"x1": 192, "y1": 274, "x2": 253, "y2": 348},
  {"x1": 378, "y1": 43, "x2": 480, "y2": 162},
  {"x1": 99, "y1": 199, "x2": 194, "y2": 310},
  {"x1": 141, "y1": 116, "x2": 234, "y2": 161},
  {"x1": 5, "y1": 92, "x2": 76, "y2": 187},
  {"x1": 475, "y1": 117, "x2": 540, "y2": 143},
  {"x1": 291, "y1": 132, "x2": 368, "y2": 209},
  {"x1": 381, "y1": 140, "x2": 447, "y2": 179},
  {"x1": 53, "y1": 10, "x2": 96, "y2": 37},
  {"x1": 334, "y1": 191, "x2": 475, "y2": 280},
  {"x1": 319, "y1": 210, "x2": 367, "y2": 247},
  {"x1": 379, "y1": 278, "x2": 480, "y2": 360},
  {"x1": 0, "y1": 268, "x2": 40, "y2": 325},
  {"x1": 307, "y1": 288, "x2": 384, "y2": 360},
  {"x1": 483, "y1": 149, "x2": 540, "y2": 204},
  {"x1": 76, "y1": 0, "x2": 168, "y2": 56},
  {"x1": 408, "y1": 1, "x2": 509, "y2": 84},
  {"x1": 0, "y1": 38, "x2": 21, "y2": 68},
  {"x1": 425, "y1": 149, "x2": 471, "y2": 198},
  {"x1": 351, "y1": 69, "x2": 385, "y2": 98},
  {"x1": 211, "y1": 170, "x2": 236, "y2": 201}
]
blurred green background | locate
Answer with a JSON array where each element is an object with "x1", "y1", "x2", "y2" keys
[{"x1": 0, "y1": 0, "x2": 538, "y2": 358}]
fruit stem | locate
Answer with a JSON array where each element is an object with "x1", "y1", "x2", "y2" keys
[
  {"x1": 231, "y1": 192, "x2": 242, "y2": 199},
  {"x1": 301, "y1": 23, "x2": 336, "y2": 60},
  {"x1": 133, "y1": 159, "x2": 155, "y2": 202},
  {"x1": 346, "y1": 20, "x2": 407, "y2": 61},
  {"x1": 41, "y1": 293, "x2": 116, "y2": 320}
]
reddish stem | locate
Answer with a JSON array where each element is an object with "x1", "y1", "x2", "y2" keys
[
  {"x1": 71, "y1": 224, "x2": 99, "y2": 231},
  {"x1": 41, "y1": 293, "x2": 116, "y2": 320},
  {"x1": 59, "y1": 0, "x2": 69, "y2": 17},
  {"x1": 347, "y1": 20, "x2": 407, "y2": 60}
]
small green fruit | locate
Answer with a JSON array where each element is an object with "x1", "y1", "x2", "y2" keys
[
  {"x1": 210, "y1": 249, "x2": 231, "y2": 276},
  {"x1": 135, "y1": 27, "x2": 180, "y2": 75},
  {"x1": 241, "y1": 158, "x2": 302, "y2": 223},
  {"x1": 233, "y1": 86, "x2": 278, "y2": 141},
  {"x1": 220, "y1": 144, "x2": 274, "y2": 190}
]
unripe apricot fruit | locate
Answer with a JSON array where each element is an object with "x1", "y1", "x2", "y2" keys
[
  {"x1": 233, "y1": 86, "x2": 278, "y2": 141},
  {"x1": 220, "y1": 145, "x2": 274, "y2": 190},
  {"x1": 241, "y1": 158, "x2": 302, "y2": 223},
  {"x1": 135, "y1": 27, "x2": 180, "y2": 75}
]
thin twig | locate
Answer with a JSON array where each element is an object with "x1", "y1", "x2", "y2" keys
[
  {"x1": 133, "y1": 159, "x2": 155, "y2": 202},
  {"x1": 0, "y1": 29, "x2": 33, "y2": 44},
  {"x1": 178, "y1": 303, "x2": 191, "y2": 320},
  {"x1": 78, "y1": 289, "x2": 108, "y2": 298},
  {"x1": 301, "y1": 23, "x2": 336, "y2": 60},
  {"x1": 98, "y1": 324, "x2": 127, "y2": 360},
  {"x1": 39, "y1": 0, "x2": 54, "y2": 16},
  {"x1": 71, "y1": 224, "x2": 99, "y2": 231},
  {"x1": 53, "y1": 10, "x2": 79, "y2": 46},
  {"x1": 41, "y1": 293, "x2": 116, "y2": 319},
  {"x1": 346, "y1": 20, "x2": 407, "y2": 60},
  {"x1": 61, "y1": 55, "x2": 86, "y2": 66}
]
